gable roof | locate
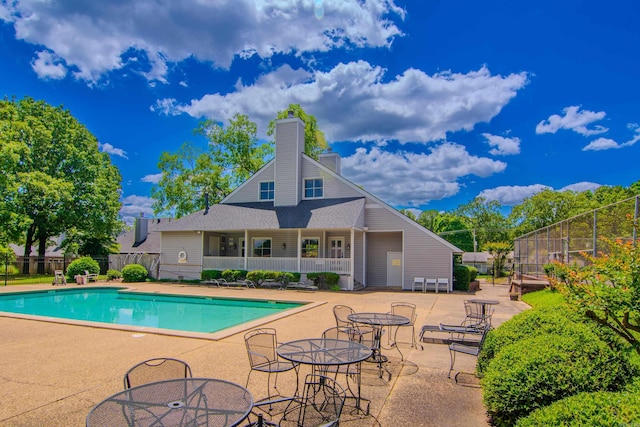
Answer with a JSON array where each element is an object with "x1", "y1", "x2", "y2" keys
[{"x1": 157, "y1": 197, "x2": 366, "y2": 232}]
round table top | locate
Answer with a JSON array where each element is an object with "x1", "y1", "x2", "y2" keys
[
  {"x1": 347, "y1": 312, "x2": 410, "y2": 327},
  {"x1": 86, "y1": 378, "x2": 253, "y2": 427},
  {"x1": 277, "y1": 338, "x2": 372, "y2": 366},
  {"x1": 467, "y1": 299, "x2": 500, "y2": 305}
]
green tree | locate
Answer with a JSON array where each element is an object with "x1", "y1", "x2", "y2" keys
[
  {"x1": 432, "y1": 214, "x2": 474, "y2": 252},
  {"x1": 399, "y1": 209, "x2": 417, "y2": 221},
  {"x1": 267, "y1": 104, "x2": 327, "y2": 160},
  {"x1": 417, "y1": 209, "x2": 441, "y2": 230},
  {"x1": 152, "y1": 114, "x2": 272, "y2": 217},
  {"x1": 509, "y1": 189, "x2": 582, "y2": 236},
  {"x1": 485, "y1": 241, "x2": 513, "y2": 277},
  {"x1": 0, "y1": 97, "x2": 123, "y2": 273},
  {"x1": 455, "y1": 197, "x2": 510, "y2": 248}
]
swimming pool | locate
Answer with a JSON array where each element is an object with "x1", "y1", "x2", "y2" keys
[{"x1": 0, "y1": 287, "x2": 306, "y2": 336}]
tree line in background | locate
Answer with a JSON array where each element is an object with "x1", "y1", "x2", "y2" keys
[
  {"x1": 400, "y1": 183, "x2": 640, "y2": 255},
  {"x1": 2, "y1": 96, "x2": 639, "y2": 270}
]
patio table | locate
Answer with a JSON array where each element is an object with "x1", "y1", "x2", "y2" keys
[
  {"x1": 277, "y1": 338, "x2": 372, "y2": 414},
  {"x1": 347, "y1": 312, "x2": 409, "y2": 380},
  {"x1": 86, "y1": 378, "x2": 253, "y2": 427}
]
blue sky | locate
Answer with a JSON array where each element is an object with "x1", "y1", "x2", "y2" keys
[{"x1": 2, "y1": 0, "x2": 639, "y2": 225}]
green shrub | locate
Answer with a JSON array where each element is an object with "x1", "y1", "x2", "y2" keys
[
  {"x1": 201, "y1": 270, "x2": 222, "y2": 280},
  {"x1": 107, "y1": 269, "x2": 122, "y2": 280},
  {"x1": 0, "y1": 264, "x2": 19, "y2": 275},
  {"x1": 453, "y1": 265, "x2": 470, "y2": 291},
  {"x1": 67, "y1": 256, "x2": 100, "y2": 279},
  {"x1": 516, "y1": 391, "x2": 640, "y2": 426},
  {"x1": 121, "y1": 264, "x2": 148, "y2": 282},
  {"x1": 306, "y1": 272, "x2": 340, "y2": 290},
  {"x1": 468, "y1": 266, "x2": 478, "y2": 282},
  {"x1": 478, "y1": 305, "x2": 580, "y2": 374},
  {"x1": 220, "y1": 269, "x2": 247, "y2": 282},
  {"x1": 278, "y1": 272, "x2": 300, "y2": 284},
  {"x1": 482, "y1": 330, "x2": 634, "y2": 426}
]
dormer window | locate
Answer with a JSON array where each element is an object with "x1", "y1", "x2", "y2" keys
[
  {"x1": 259, "y1": 181, "x2": 275, "y2": 200},
  {"x1": 304, "y1": 178, "x2": 323, "y2": 199}
]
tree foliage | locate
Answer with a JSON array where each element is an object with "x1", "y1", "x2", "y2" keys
[
  {"x1": 455, "y1": 197, "x2": 510, "y2": 247},
  {"x1": 548, "y1": 218, "x2": 640, "y2": 354},
  {"x1": 152, "y1": 113, "x2": 272, "y2": 217},
  {"x1": 0, "y1": 97, "x2": 123, "y2": 271},
  {"x1": 485, "y1": 241, "x2": 513, "y2": 275},
  {"x1": 267, "y1": 104, "x2": 327, "y2": 160}
]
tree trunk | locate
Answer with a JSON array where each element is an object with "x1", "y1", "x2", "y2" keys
[
  {"x1": 37, "y1": 234, "x2": 47, "y2": 275},
  {"x1": 22, "y1": 224, "x2": 36, "y2": 275}
]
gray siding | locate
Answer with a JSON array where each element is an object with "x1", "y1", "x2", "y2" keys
[
  {"x1": 363, "y1": 197, "x2": 456, "y2": 289},
  {"x1": 224, "y1": 162, "x2": 275, "y2": 203},
  {"x1": 353, "y1": 230, "x2": 364, "y2": 285},
  {"x1": 159, "y1": 232, "x2": 204, "y2": 280},
  {"x1": 301, "y1": 158, "x2": 362, "y2": 199},
  {"x1": 366, "y1": 232, "x2": 403, "y2": 287},
  {"x1": 274, "y1": 119, "x2": 304, "y2": 206}
]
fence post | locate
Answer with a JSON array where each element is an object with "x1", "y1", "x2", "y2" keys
[{"x1": 4, "y1": 253, "x2": 7, "y2": 286}]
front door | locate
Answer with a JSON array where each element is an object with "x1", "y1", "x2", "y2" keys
[
  {"x1": 387, "y1": 251, "x2": 402, "y2": 287},
  {"x1": 329, "y1": 238, "x2": 344, "y2": 258}
]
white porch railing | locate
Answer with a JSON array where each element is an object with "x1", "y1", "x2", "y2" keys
[{"x1": 202, "y1": 256, "x2": 351, "y2": 274}]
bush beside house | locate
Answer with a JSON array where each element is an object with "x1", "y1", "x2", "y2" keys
[{"x1": 122, "y1": 264, "x2": 148, "y2": 282}]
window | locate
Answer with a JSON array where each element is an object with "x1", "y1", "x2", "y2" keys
[
  {"x1": 304, "y1": 178, "x2": 323, "y2": 198},
  {"x1": 253, "y1": 238, "x2": 272, "y2": 257},
  {"x1": 259, "y1": 181, "x2": 275, "y2": 200},
  {"x1": 301, "y1": 238, "x2": 319, "y2": 258}
]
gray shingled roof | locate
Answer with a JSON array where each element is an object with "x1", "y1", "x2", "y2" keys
[
  {"x1": 157, "y1": 197, "x2": 365, "y2": 232},
  {"x1": 115, "y1": 219, "x2": 165, "y2": 254}
]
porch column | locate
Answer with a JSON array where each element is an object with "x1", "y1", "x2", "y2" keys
[
  {"x1": 297, "y1": 229, "x2": 301, "y2": 272},
  {"x1": 363, "y1": 227, "x2": 368, "y2": 286},
  {"x1": 244, "y1": 229, "x2": 248, "y2": 270},
  {"x1": 350, "y1": 228, "x2": 355, "y2": 290}
]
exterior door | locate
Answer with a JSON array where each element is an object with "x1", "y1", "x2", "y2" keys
[
  {"x1": 329, "y1": 238, "x2": 344, "y2": 258},
  {"x1": 387, "y1": 251, "x2": 402, "y2": 287}
]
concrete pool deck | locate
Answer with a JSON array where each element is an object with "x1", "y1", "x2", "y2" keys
[{"x1": 0, "y1": 280, "x2": 527, "y2": 426}]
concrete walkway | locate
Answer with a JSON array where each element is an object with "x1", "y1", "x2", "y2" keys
[{"x1": 0, "y1": 280, "x2": 527, "y2": 426}]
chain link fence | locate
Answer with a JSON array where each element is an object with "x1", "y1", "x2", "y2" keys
[{"x1": 514, "y1": 195, "x2": 639, "y2": 279}]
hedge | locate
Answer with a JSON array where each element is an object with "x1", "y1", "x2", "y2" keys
[
  {"x1": 201, "y1": 270, "x2": 222, "y2": 281},
  {"x1": 515, "y1": 391, "x2": 640, "y2": 426},
  {"x1": 122, "y1": 264, "x2": 148, "y2": 282},
  {"x1": 306, "y1": 272, "x2": 340, "y2": 290},
  {"x1": 482, "y1": 329, "x2": 634, "y2": 426},
  {"x1": 67, "y1": 256, "x2": 100, "y2": 280},
  {"x1": 453, "y1": 265, "x2": 471, "y2": 291}
]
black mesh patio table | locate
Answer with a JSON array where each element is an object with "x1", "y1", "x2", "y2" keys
[
  {"x1": 86, "y1": 378, "x2": 253, "y2": 427},
  {"x1": 347, "y1": 312, "x2": 410, "y2": 380},
  {"x1": 277, "y1": 338, "x2": 372, "y2": 413}
]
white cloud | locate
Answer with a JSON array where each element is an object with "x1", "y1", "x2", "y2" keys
[
  {"x1": 478, "y1": 184, "x2": 550, "y2": 206},
  {"x1": 479, "y1": 181, "x2": 603, "y2": 206},
  {"x1": 2, "y1": 0, "x2": 405, "y2": 84},
  {"x1": 141, "y1": 173, "x2": 162, "y2": 184},
  {"x1": 536, "y1": 105, "x2": 608, "y2": 136},
  {"x1": 559, "y1": 182, "x2": 602, "y2": 193},
  {"x1": 482, "y1": 133, "x2": 520, "y2": 155},
  {"x1": 99, "y1": 142, "x2": 128, "y2": 159},
  {"x1": 582, "y1": 126, "x2": 640, "y2": 151},
  {"x1": 159, "y1": 62, "x2": 528, "y2": 143},
  {"x1": 120, "y1": 195, "x2": 155, "y2": 225},
  {"x1": 31, "y1": 50, "x2": 67, "y2": 79},
  {"x1": 341, "y1": 143, "x2": 506, "y2": 207}
]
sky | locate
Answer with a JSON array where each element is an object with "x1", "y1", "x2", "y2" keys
[{"x1": 1, "y1": 0, "x2": 639, "y2": 225}]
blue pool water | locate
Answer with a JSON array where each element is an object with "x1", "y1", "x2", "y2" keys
[{"x1": 0, "y1": 288, "x2": 304, "y2": 334}]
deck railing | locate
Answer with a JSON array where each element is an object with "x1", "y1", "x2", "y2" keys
[{"x1": 202, "y1": 256, "x2": 351, "y2": 274}]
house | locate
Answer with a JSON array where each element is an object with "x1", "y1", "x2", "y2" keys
[
  {"x1": 109, "y1": 215, "x2": 167, "y2": 279},
  {"x1": 156, "y1": 116, "x2": 463, "y2": 290},
  {"x1": 462, "y1": 251, "x2": 514, "y2": 274}
]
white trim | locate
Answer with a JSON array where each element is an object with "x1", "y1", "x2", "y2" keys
[{"x1": 258, "y1": 180, "x2": 275, "y2": 201}]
